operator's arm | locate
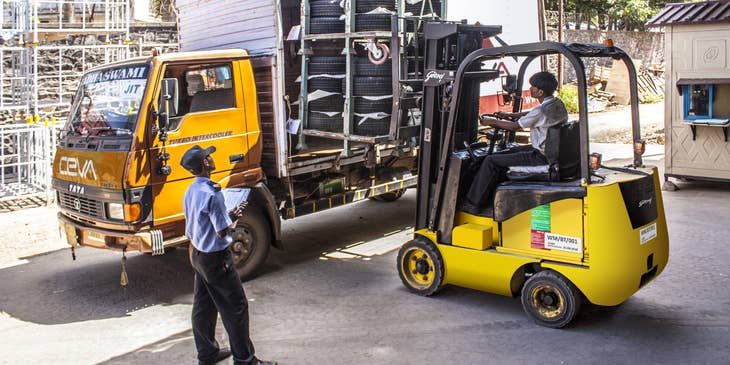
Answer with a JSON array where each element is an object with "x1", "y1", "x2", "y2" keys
[{"x1": 480, "y1": 116, "x2": 523, "y2": 131}]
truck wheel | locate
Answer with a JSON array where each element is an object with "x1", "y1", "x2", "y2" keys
[
  {"x1": 356, "y1": 0, "x2": 396, "y2": 13},
  {"x1": 355, "y1": 13, "x2": 392, "y2": 32},
  {"x1": 521, "y1": 270, "x2": 582, "y2": 328},
  {"x1": 230, "y1": 208, "x2": 271, "y2": 281},
  {"x1": 310, "y1": 2, "x2": 343, "y2": 17},
  {"x1": 351, "y1": 76, "x2": 392, "y2": 96},
  {"x1": 370, "y1": 188, "x2": 405, "y2": 201},
  {"x1": 309, "y1": 17, "x2": 345, "y2": 34},
  {"x1": 397, "y1": 238, "x2": 444, "y2": 296}
]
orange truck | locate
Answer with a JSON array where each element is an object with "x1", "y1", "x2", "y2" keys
[{"x1": 52, "y1": 48, "x2": 418, "y2": 279}]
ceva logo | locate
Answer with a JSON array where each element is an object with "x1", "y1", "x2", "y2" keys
[{"x1": 58, "y1": 156, "x2": 98, "y2": 181}]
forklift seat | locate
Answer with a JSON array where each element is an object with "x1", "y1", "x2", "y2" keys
[{"x1": 506, "y1": 121, "x2": 580, "y2": 182}]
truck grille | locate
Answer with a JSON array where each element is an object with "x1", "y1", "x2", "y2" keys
[{"x1": 59, "y1": 191, "x2": 103, "y2": 219}]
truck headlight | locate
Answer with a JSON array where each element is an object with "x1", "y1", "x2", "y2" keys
[{"x1": 106, "y1": 203, "x2": 124, "y2": 220}]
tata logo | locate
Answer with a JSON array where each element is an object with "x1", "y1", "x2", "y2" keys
[
  {"x1": 68, "y1": 183, "x2": 85, "y2": 195},
  {"x1": 59, "y1": 156, "x2": 98, "y2": 181},
  {"x1": 73, "y1": 198, "x2": 81, "y2": 211}
]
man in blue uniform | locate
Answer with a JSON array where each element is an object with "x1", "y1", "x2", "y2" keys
[{"x1": 180, "y1": 145, "x2": 276, "y2": 365}]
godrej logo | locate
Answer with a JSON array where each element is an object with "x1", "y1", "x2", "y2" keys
[{"x1": 58, "y1": 156, "x2": 98, "y2": 181}]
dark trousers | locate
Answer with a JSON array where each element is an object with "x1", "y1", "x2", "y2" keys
[
  {"x1": 190, "y1": 246, "x2": 255, "y2": 365},
  {"x1": 466, "y1": 145, "x2": 548, "y2": 207}
]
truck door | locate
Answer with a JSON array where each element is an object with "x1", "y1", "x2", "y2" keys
[{"x1": 149, "y1": 61, "x2": 255, "y2": 227}]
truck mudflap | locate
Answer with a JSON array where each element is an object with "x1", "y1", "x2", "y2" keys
[
  {"x1": 58, "y1": 213, "x2": 189, "y2": 255},
  {"x1": 283, "y1": 175, "x2": 417, "y2": 218}
]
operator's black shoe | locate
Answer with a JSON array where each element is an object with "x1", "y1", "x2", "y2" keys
[
  {"x1": 252, "y1": 358, "x2": 278, "y2": 365},
  {"x1": 198, "y1": 347, "x2": 232, "y2": 365}
]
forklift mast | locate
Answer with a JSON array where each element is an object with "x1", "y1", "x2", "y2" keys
[{"x1": 416, "y1": 22, "x2": 502, "y2": 231}]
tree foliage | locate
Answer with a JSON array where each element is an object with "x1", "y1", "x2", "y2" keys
[{"x1": 546, "y1": 0, "x2": 687, "y2": 31}]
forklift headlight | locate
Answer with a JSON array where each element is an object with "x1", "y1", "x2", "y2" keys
[{"x1": 106, "y1": 203, "x2": 124, "y2": 220}]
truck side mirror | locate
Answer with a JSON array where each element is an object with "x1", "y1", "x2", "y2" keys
[{"x1": 157, "y1": 78, "x2": 179, "y2": 132}]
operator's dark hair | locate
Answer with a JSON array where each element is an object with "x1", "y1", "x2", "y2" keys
[{"x1": 529, "y1": 71, "x2": 558, "y2": 96}]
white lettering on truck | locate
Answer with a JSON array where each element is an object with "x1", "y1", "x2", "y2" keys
[{"x1": 59, "y1": 156, "x2": 98, "y2": 181}]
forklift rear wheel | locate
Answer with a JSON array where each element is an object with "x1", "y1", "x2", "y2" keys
[
  {"x1": 521, "y1": 270, "x2": 582, "y2": 328},
  {"x1": 230, "y1": 208, "x2": 271, "y2": 281},
  {"x1": 397, "y1": 239, "x2": 444, "y2": 296}
]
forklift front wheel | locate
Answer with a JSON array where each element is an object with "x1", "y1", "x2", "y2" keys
[
  {"x1": 521, "y1": 270, "x2": 582, "y2": 328},
  {"x1": 397, "y1": 239, "x2": 444, "y2": 296}
]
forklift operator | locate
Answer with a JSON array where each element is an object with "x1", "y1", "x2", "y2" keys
[{"x1": 464, "y1": 71, "x2": 568, "y2": 213}]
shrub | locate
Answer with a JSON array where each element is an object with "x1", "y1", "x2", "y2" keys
[{"x1": 557, "y1": 86, "x2": 579, "y2": 113}]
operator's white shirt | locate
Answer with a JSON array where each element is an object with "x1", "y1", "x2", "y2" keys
[{"x1": 517, "y1": 96, "x2": 568, "y2": 154}]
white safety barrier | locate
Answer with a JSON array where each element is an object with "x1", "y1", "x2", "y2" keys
[{"x1": 0, "y1": 123, "x2": 56, "y2": 203}]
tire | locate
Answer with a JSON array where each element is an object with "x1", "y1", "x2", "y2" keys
[
  {"x1": 308, "y1": 112, "x2": 343, "y2": 132},
  {"x1": 406, "y1": 0, "x2": 442, "y2": 15},
  {"x1": 310, "y1": 2, "x2": 343, "y2": 17},
  {"x1": 354, "y1": 97, "x2": 392, "y2": 114},
  {"x1": 309, "y1": 94, "x2": 344, "y2": 112},
  {"x1": 355, "y1": 13, "x2": 392, "y2": 32},
  {"x1": 356, "y1": 0, "x2": 395, "y2": 12},
  {"x1": 521, "y1": 270, "x2": 583, "y2": 328},
  {"x1": 309, "y1": 56, "x2": 346, "y2": 74},
  {"x1": 354, "y1": 115, "x2": 390, "y2": 136},
  {"x1": 230, "y1": 208, "x2": 271, "y2": 281},
  {"x1": 353, "y1": 57, "x2": 392, "y2": 76},
  {"x1": 351, "y1": 76, "x2": 392, "y2": 96},
  {"x1": 309, "y1": 17, "x2": 345, "y2": 34},
  {"x1": 370, "y1": 188, "x2": 405, "y2": 202},
  {"x1": 308, "y1": 77, "x2": 343, "y2": 93},
  {"x1": 397, "y1": 238, "x2": 444, "y2": 296}
]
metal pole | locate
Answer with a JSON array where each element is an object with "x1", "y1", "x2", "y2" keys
[{"x1": 557, "y1": 0, "x2": 564, "y2": 88}]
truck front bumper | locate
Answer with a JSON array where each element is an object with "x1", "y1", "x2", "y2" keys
[{"x1": 58, "y1": 213, "x2": 188, "y2": 255}]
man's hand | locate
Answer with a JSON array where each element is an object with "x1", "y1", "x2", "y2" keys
[
  {"x1": 229, "y1": 201, "x2": 248, "y2": 221},
  {"x1": 479, "y1": 115, "x2": 499, "y2": 127}
]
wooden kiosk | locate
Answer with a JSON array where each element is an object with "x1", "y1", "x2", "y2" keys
[{"x1": 648, "y1": 1, "x2": 730, "y2": 189}]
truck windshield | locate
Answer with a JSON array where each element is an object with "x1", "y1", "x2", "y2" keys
[{"x1": 65, "y1": 63, "x2": 149, "y2": 137}]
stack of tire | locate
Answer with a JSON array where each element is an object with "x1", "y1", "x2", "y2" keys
[
  {"x1": 309, "y1": 0, "x2": 345, "y2": 34},
  {"x1": 351, "y1": 56, "x2": 393, "y2": 136},
  {"x1": 355, "y1": 0, "x2": 395, "y2": 32},
  {"x1": 307, "y1": 56, "x2": 346, "y2": 132}
]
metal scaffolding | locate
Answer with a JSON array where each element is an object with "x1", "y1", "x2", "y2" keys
[{"x1": 0, "y1": 0, "x2": 130, "y2": 202}]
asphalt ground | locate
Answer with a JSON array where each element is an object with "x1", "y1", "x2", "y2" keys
[{"x1": 1, "y1": 172, "x2": 729, "y2": 364}]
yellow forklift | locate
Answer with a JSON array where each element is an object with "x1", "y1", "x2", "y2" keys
[{"x1": 397, "y1": 31, "x2": 669, "y2": 328}]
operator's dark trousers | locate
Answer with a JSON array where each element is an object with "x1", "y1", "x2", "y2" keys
[
  {"x1": 466, "y1": 145, "x2": 547, "y2": 208},
  {"x1": 190, "y1": 246, "x2": 255, "y2": 365}
]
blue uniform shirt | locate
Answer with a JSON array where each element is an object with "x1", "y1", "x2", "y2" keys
[{"x1": 183, "y1": 176, "x2": 233, "y2": 252}]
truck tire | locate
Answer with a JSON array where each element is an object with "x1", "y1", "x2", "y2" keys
[
  {"x1": 353, "y1": 57, "x2": 392, "y2": 76},
  {"x1": 355, "y1": 13, "x2": 392, "y2": 32},
  {"x1": 308, "y1": 77, "x2": 343, "y2": 93},
  {"x1": 354, "y1": 115, "x2": 390, "y2": 136},
  {"x1": 356, "y1": 0, "x2": 396, "y2": 12},
  {"x1": 310, "y1": 2, "x2": 343, "y2": 17},
  {"x1": 230, "y1": 207, "x2": 271, "y2": 281},
  {"x1": 354, "y1": 97, "x2": 393, "y2": 114},
  {"x1": 309, "y1": 56, "x2": 346, "y2": 74},
  {"x1": 351, "y1": 76, "x2": 392, "y2": 96},
  {"x1": 308, "y1": 112, "x2": 344, "y2": 132},
  {"x1": 405, "y1": 0, "x2": 442, "y2": 15},
  {"x1": 309, "y1": 17, "x2": 345, "y2": 34},
  {"x1": 309, "y1": 94, "x2": 344, "y2": 112}
]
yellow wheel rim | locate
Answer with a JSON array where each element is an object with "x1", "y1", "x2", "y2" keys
[
  {"x1": 529, "y1": 284, "x2": 566, "y2": 319},
  {"x1": 401, "y1": 247, "x2": 436, "y2": 290}
]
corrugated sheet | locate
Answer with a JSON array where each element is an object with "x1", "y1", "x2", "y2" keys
[
  {"x1": 647, "y1": 1, "x2": 730, "y2": 27},
  {"x1": 176, "y1": 0, "x2": 278, "y2": 54}
]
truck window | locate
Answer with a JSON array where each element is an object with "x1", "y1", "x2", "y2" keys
[{"x1": 186, "y1": 65, "x2": 235, "y2": 113}]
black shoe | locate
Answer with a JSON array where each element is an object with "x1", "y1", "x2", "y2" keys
[
  {"x1": 252, "y1": 357, "x2": 278, "y2": 365},
  {"x1": 199, "y1": 347, "x2": 232, "y2": 365}
]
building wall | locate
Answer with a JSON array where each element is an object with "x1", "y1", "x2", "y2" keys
[{"x1": 665, "y1": 23, "x2": 730, "y2": 180}]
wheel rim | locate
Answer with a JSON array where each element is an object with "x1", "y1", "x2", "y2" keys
[
  {"x1": 230, "y1": 225, "x2": 254, "y2": 265},
  {"x1": 529, "y1": 284, "x2": 566, "y2": 319},
  {"x1": 401, "y1": 247, "x2": 436, "y2": 290}
]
